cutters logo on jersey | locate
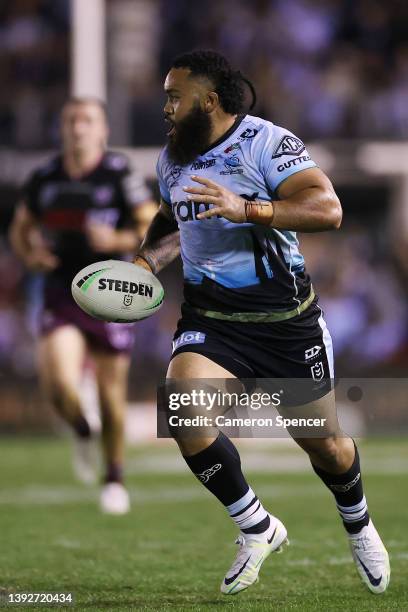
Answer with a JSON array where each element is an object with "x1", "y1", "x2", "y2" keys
[{"x1": 272, "y1": 135, "x2": 306, "y2": 159}]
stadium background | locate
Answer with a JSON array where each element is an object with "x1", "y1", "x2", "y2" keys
[{"x1": 0, "y1": 2, "x2": 407, "y2": 610}]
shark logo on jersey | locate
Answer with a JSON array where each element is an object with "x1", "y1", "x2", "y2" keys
[
  {"x1": 169, "y1": 166, "x2": 182, "y2": 188},
  {"x1": 272, "y1": 135, "x2": 306, "y2": 159},
  {"x1": 220, "y1": 155, "x2": 244, "y2": 175},
  {"x1": 239, "y1": 128, "x2": 259, "y2": 140}
]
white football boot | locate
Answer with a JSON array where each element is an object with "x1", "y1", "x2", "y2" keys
[
  {"x1": 221, "y1": 516, "x2": 288, "y2": 595},
  {"x1": 348, "y1": 520, "x2": 390, "y2": 593},
  {"x1": 100, "y1": 482, "x2": 130, "y2": 515}
]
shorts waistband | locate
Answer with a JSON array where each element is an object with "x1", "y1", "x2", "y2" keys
[{"x1": 191, "y1": 287, "x2": 315, "y2": 323}]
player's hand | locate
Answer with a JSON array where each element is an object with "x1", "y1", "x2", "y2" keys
[
  {"x1": 24, "y1": 248, "x2": 60, "y2": 272},
  {"x1": 87, "y1": 223, "x2": 119, "y2": 252},
  {"x1": 183, "y1": 176, "x2": 246, "y2": 223}
]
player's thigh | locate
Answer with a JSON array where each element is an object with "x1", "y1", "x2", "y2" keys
[
  {"x1": 92, "y1": 350, "x2": 131, "y2": 408},
  {"x1": 166, "y1": 352, "x2": 242, "y2": 452},
  {"x1": 38, "y1": 325, "x2": 87, "y2": 390},
  {"x1": 167, "y1": 351, "x2": 237, "y2": 379}
]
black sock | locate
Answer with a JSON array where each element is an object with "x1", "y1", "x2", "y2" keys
[
  {"x1": 183, "y1": 432, "x2": 270, "y2": 534},
  {"x1": 183, "y1": 431, "x2": 248, "y2": 505},
  {"x1": 73, "y1": 415, "x2": 91, "y2": 439},
  {"x1": 105, "y1": 462, "x2": 123, "y2": 484},
  {"x1": 312, "y1": 442, "x2": 370, "y2": 534}
]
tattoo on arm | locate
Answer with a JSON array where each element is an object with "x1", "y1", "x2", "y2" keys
[{"x1": 136, "y1": 202, "x2": 180, "y2": 274}]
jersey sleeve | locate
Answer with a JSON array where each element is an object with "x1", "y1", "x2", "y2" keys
[
  {"x1": 120, "y1": 160, "x2": 153, "y2": 208},
  {"x1": 259, "y1": 124, "x2": 317, "y2": 194},
  {"x1": 156, "y1": 149, "x2": 171, "y2": 205}
]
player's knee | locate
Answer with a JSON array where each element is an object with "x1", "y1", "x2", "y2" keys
[{"x1": 302, "y1": 436, "x2": 342, "y2": 467}]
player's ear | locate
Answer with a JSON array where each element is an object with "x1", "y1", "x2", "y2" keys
[{"x1": 205, "y1": 91, "x2": 219, "y2": 113}]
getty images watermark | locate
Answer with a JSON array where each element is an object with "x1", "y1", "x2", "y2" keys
[
  {"x1": 157, "y1": 378, "x2": 340, "y2": 438},
  {"x1": 166, "y1": 388, "x2": 327, "y2": 430},
  {"x1": 157, "y1": 377, "x2": 408, "y2": 438}
]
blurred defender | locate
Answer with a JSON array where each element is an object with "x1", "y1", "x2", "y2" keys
[
  {"x1": 9, "y1": 98, "x2": 157, "y2": 514},
  {"x1": 134, "y1": 51, "x2": 390, "y2": 595}
]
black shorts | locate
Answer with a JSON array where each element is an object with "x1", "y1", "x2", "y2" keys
[{"x1": 170, "y1": 301, "x2": 334, "y2": 402}]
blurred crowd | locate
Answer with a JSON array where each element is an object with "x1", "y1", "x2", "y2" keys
[{"x1": 1, "y1": 0, "x2": 408, "y2": 148}]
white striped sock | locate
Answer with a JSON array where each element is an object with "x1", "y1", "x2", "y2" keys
[
  {"x1": 337, "y1": 495, "x2": 368, "y2": 523},
  {"x1": 226, "y1": 487, "x2": 269, "y2": 531}
]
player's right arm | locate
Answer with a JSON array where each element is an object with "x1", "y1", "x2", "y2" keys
[
  {"x1": 9, "y1": 202, "x2": 59, "y2": 272},
  {"x1": 133, "y1": 198, "x2": 179, "y2": 274}
]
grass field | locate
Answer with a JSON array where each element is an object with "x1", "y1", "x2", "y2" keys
[{"x1": 0, "y1": 437, "x2": 407, "y2": 611}]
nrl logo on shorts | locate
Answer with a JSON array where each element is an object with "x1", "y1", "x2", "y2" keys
[
  {"x1": 272, "y1": 135, "x2": 306, "y2": 159},
  {"x1": 123, "y1": 294, "x2": 133, "y2": 307},
  {"x1": 310, "y1": 361, "x2": 324, "y2": 381}
]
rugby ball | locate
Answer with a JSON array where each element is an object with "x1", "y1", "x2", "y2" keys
[{"x1": 71, "y1": 260, "x2": 164, "y2": 322}]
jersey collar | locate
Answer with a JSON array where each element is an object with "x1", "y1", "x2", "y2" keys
[{"x1": 199, "y1": 114, "x2": 246, "y2": 156}]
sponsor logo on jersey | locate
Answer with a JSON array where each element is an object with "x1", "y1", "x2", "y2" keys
[
  {"x1": 172, "y1": 331, "x2": 206, "y2": 352},
  {"x1": 311, "y1": 361, "x2": 324, "y2": 381},
  {"x1": 238, "y1": 128, "x2": 259, "y2": 140},
  {"x1": 224, "y1": 142, "x2": 241, "y2": 154},
  {"x1": 98, "y1": 278, "x2": 153, "y2": 298},
  {"x1": 277, "y1": 155, "x2": 311, "y2": 172},
  {"x1": 169, "y1": 166, "x2": 182, "y2": 188},
  {"x1": 220, "y1": 155, "x2": 244, "y2": 175},
  {"x1": 305, "y1": 345, "x2": 322, "y2": 361},
  {"x1": 190, "y1": 158, "x2": 216, "y2": 170},
  {"x1": 272, "y1": 135, "x2": 306, "y2": 159},
  {"x1": 196, "y1": 463, "x2": 222, "y2": 483},
  {"x1": 172, "y1": 200, "x2": 221, "y2": 222}
]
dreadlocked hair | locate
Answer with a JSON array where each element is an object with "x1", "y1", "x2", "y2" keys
[{"x1": 171, "y1": 49, "x2": 257, "y2": 114}]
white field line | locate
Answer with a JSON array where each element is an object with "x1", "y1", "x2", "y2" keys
[
  {"x1": 125, "y1": 451, "x2": 408, "y2": 475},
  {"x1": 284, "y1": 552, "x2": 408, "y2": 566},
  {"x1": 0, "y1": 482, "x2": 325, "y2": 506}
]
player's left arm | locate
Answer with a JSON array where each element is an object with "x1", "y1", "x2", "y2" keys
[{"x1": 184, "y1": 168, "x2": 342, "y2": 232}]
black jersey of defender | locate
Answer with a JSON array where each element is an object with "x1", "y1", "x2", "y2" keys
[{"x1": 23, "y1": 152, "x2": 151, "y2": 282}]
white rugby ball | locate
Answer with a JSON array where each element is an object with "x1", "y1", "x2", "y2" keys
[{"x1": 71, "y1": 260, "x2": 164, "y2": 322}]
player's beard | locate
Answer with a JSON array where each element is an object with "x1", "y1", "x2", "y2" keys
[{"x1": 166, "y1": 103, "x2": 212, "y2": 166}]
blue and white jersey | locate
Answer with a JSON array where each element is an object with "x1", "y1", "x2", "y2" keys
[{"x1": 157, "y1": 114, "x2": 317, "y2": 313}]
